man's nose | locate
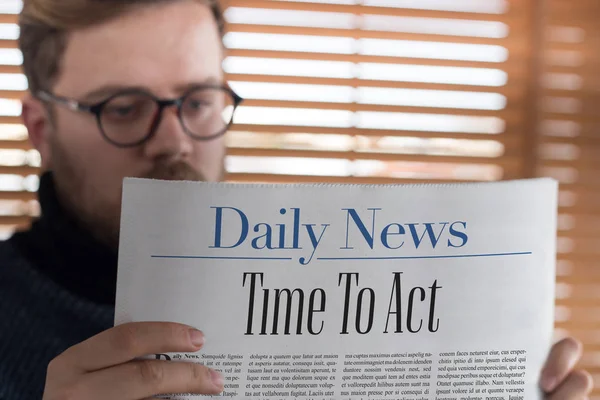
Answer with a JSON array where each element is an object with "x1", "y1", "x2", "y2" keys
[{"x1": 143, "y1": 106, "x2": 193, "y2": 160}]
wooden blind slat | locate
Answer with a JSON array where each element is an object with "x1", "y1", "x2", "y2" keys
[
  {"x1": 0, "y1": 66, "x2": 21, "y2": 74},
  {"x1": 546, "y1": 41, "x2": 591, "y2": 53},
  {"x1": 230, "y1": 125, "x2": 522, "y2": 148},
  {"x1": 227, "y1": 147, "x2": 519, "y2": 167},
  {"x1": 556, "y1": 321, "x2": 600, "y2": 330},
  {"x1": 0, "y1": 40, "x2": 18, "y2": 49},
  {"x1": 0, "y1": 91, "x2": 24, "y2": 100},
  {"x1": 226, "y1": 0, "x2": 527, "y2": 24},
  {"x1": 559, "y1": 277, "x2": 600, "y2": 286},
  {"x1": 0, "y1": 140, "x2": 29, "y2": 150},
  {"x1": 546, "y1": 65, "x2": 600, "y2": 75},
  {"x1": 226, "y1": 173, "x2": 482, "y2": 185},
  {"x1": 240, "y1": 99, "x2": 523, "y2": 121},
  {"x1": 0, "y1": 14, "x2": 17, "y2": 24},
  {"x1": 226, "y1": 23, "x2": 526, "y2": 49},
  {"x1": 226, "y1": 74, "x2": 526, "y2": 97},
  {"x1": 543, "y1": 113, "x2": 600, "y2": 123},
  {"x1": 0, "y1": 116, "x2": 25, "y2": 124},
  {"x1": 559, "y1": 233, "x2": 600, "y2": 241},
  {"x1": 558, "y1": 255, "x2": 600, "y2": 264},
  {"x1": 543, "y1": 159, "x2": 600, "y2": 169},
  {"x1": 542, "y1": 137, "x2": 600, "y2": 147},
  {"x1": 0, "y1": 216, "x2": 30, "y2": 226},
  {"x1": 0, "y1": 165, "x2": 38, "y2": 175},
  {"x1": 225, "y1": 49, "x2": 525, "y2": 70},
  {"x1": 559, "y1": 197, "x2": 600, "y2": 214},
  {"x1": 231, "y1": 124, "x2": 510, "y2": 137},
  {"x1": 558, "y1": 184, "x2": 600, "y2": 195},
  {"x1": 0, "y1": 191, "x2": 36, "y2": 201}
]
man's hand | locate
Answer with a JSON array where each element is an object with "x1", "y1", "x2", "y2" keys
[
  {"x1": 43, "y1": 322, "x2": 224, "y2": 400},
  {"x1": 541, "y1": 337, "x2": 593, "y2": 399}
]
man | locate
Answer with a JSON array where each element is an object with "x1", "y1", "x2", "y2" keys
[{"x1": 0, "y1": 0, "x2": 592, "y2": 398}]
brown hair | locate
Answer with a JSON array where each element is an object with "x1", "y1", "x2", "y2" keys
[{"x1": 18, "y1": 0, "x2": 225, "y2": 95}]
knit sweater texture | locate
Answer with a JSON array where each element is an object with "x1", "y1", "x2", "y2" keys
[
  {"x1": 0, "y1": 173, "x2": 117, "y2": 399},
  {"x1": 0, "y1": 240, "x2": 113, "y2": 399}
]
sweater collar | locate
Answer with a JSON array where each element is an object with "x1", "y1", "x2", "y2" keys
[{"x1": 11, "y1": 172, "x2": 118, "y2": 305}]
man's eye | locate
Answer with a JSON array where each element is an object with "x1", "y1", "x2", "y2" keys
[
  {"x1": 107, "y1": 105, "x2": 136, "y2": 117},
  {"x1": 188, "y1": 100, "x2": 211, "y2": 110}
]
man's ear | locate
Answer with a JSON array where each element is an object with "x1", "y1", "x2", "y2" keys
[{"x1": 22, "y1": 94, "x2": 53, "y2": 170}]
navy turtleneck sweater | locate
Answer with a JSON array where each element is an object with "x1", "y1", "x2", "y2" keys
[{"x1": 0, "y1": 172, "x2": 115, "y2": 399}]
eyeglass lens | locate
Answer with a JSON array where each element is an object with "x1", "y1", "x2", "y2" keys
[{"x1": 99, "y1": 88, "x2": 236, "y2": 145}]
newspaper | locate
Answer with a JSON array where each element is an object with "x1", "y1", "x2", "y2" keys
[{"x1": 115, "y1": 178, "x2": 558, "y2": 400}]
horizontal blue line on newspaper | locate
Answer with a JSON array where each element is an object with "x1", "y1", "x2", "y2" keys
[
  {"x1": 150, "y1": 252, "x2": 532, "y2": 261},
  {"x1": 317, "y1": 252, "x2": 532, "y2": 260}
]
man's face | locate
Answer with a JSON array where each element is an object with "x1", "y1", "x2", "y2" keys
[{"x1": 30, "y1": 0, "x2": 226, "y2": 247}]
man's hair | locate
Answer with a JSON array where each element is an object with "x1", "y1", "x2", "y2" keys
[{"x1": 18, "y1": 0, "x2": 225, "y2": 95}]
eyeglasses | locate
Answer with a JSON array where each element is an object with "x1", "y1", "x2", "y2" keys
[{"x1": 36, "y1": 85, "x2": 244, "y2": 148}]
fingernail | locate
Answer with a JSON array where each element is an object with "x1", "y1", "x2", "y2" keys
[
  {"x1": 211, "y1": 369, "x2": 224, "y2": 389},
  {"x1": 541, "y1": 376, "x2": 556, "y2": 392},
  {"x1": 189, "y1": 329, "x2": 204, "y2": 348}
]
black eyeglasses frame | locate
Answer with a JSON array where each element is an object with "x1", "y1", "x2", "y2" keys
[{"x1": 36, "y1": 84, "x2": 244, "y2": 148}]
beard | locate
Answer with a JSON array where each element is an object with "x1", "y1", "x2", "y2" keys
[
  {"x1": 50, "y1": 142, "x2": 224, "y2": 250},
  {"x1": 143, "y1": 158, "x2": 205, "y2": 181}
]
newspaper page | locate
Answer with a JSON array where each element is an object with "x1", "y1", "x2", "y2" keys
[{"x1": 115, "y1": 178, "x2": 557, "y2": 400}]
